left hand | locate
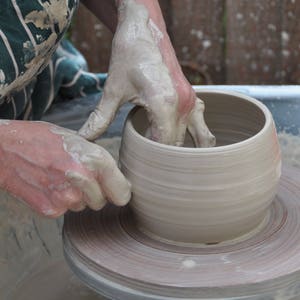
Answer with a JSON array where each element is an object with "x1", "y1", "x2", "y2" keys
[
  {"x1": 79, "y1": 0, "x2": 215, "y2": 147},
  {"x1": 0, "y1": 121, "x2": 131, "y2": 218}
]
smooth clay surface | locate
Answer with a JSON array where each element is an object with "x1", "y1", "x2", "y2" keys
[
  {"x1": 63, "y1": 166, "x2": 300, "y2": 300},
  {"x1": 1, "y1": 134, "x2": 299, "y2": 300},
  {"x1": 119, "y1": 90, "x2": 282, "y2": 244}
]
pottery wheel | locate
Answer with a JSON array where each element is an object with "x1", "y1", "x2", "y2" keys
[{"x1": 63, "y1": 166, "x2": 300, "y2": 300}]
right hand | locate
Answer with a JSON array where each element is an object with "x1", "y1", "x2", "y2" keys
[
  {"x1": 79, "y1": 0, "x2": 216, "y2": 147},
  {"x1": 0, "y1": 121, "x2": 131, "y2": 218}
]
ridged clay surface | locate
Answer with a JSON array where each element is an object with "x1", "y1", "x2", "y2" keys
[
  {"x1": 63, "y1": 166, "x2": 300, "y2": 299},
  {"x1": 119, "y1": 91, "x2": 282, "y2": 243}
]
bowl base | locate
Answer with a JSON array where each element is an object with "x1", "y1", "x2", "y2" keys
[
  {"x1": 63, "y1": 165, "x2": 300, "y2": 300},
  {"x1": 129, "y1": 207, "x2": 271, "y2": 248}
]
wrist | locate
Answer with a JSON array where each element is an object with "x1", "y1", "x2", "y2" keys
[{"x1": 114, "y1": 0, "x2": 186, "y2": 93}]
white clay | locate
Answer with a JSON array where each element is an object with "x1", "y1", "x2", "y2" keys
[
  {"x1": 188, "y1": 97, "x2": 216, "y2": 147},
  {"x1": 79, "y1": 0, "x2": 215, "y2": 148},
  {"x1": 120, "y1": 90, "x2": 282, "y2": 244},
  {"x1": 0, "y1": 120, "x2": 10, "y2": 125},
  {"x1": 65, "y1": 170, "x2": 106, "y2": 211},
  {"x1": 148, "y1": 18, "x2": 164, "y2": 44},
  {"x1": 78, "y1": 0, "x2": 176, "y2": 141},
  {"x1": 182, "y1": 259, "x2": 197, "y2": 269},
  {"x1": 51, "y1": 126, "x2": 131, "y2": 209}
]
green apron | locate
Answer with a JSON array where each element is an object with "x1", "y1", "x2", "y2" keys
[{"x1": 0, "y1": 0, "x2": 106, "y2": 120}]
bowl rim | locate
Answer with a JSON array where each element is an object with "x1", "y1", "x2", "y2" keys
[{"x1": 125, "y1": 89, "x2": 273, "y2": 153}]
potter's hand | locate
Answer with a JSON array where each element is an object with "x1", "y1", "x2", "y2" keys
[
  {"x1": 0, "y1": 121, "x2": 131, "y2": 218},
  {"x1": 79, "y1": 0, "x2": 215, "y2": 147}
]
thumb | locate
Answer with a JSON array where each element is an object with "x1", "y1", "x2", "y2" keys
[{"x1": 78, "y1": 90, "x2": 120, "y2": 141}]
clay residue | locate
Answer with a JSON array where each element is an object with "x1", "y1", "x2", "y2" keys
[
  {"x1": 49, "y1": 126, "x2": 107, "y2": 210},
  {"x1": 25, "y1": 0, "x2": 70, "y2": 32},
  {"x1": 50, "y1": 126, "x2": 105, "y2": 171},
  {"x1": 148, "y1": 18, "x2": 164, "y2": 44},
  {"x1": 79, "y1": 0, "x2": 178, "y2": 144},
  {"x1": 50, "y1": 126, "x2": 131, "y2": 208},
  {"x1": 0, "y1": 120, "x2": 11, "y2": 125}
]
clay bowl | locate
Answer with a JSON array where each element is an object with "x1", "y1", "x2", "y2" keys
[{"x1": 119, "y1": 90, "x2": 281, "y2": 244}]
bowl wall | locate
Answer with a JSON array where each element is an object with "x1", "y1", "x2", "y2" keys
[{"x1": 120, "y1": 91, "x2": 282, "y2": 243}]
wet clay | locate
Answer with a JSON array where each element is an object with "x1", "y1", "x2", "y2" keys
[
  {"x1": 51, "y1": 126, "x2": 131, "y2": 210},
  {"x1": 120, "y1": 91, "x2": 281, "y2": 243},
  {"x1": 2, "y1": 132, "x2": 300, "y2": 300},
  {"x1": 63, "y1": 90, "x2": 287, "y2": 299},
  {"x1": 79, "y1": 0, "x2": 178, "y2": 143},
  {"x1": 78, "y1": 0, "x2": 215, "y2": 147},
  {"x1": 63, "y1": 166, "x2": 300, "y2": 300}
]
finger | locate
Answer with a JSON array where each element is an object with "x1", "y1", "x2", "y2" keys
[
  {"x1": 69, "y1": 201, "x2": 86, "y2": 212},
  {"x1": 144, "y1": 118, "x2": 187, "y2": 146},
  {"x1": 144, "y1": 97, "x2": 179, "y2": 145},
  {"x1": 78, "y1": 89, "x2": 121, "y2": 141},
  {"x1": 98, "y1": 152, "x2": 132, "y2": 206},
  {"x1": 66, "y1": 171, "x2": 107, "y2": 210},
  {"x1": 51, "y1": 187, "x2": 86, "y2": 212},
  {"x1": 175, "y1": 120, "x2": 188, "y2": 147},
  {"x1": 187, "y1": 98, "x2": 216, "y2": 148},
  {"x1": 50, "y1": 185, "x2": 81, "y2": 207},
  {"x1": 150, "y1": 115, "x2": 176, "y2": 145}
]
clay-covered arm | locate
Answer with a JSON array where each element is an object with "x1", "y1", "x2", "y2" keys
[
  {"x1": 81, "y1": 0, "x2": 167, "y2": 33},
  {"x1": 79, "y1": 0, "x2": 215, "y2": 147},
  {"x1": 0, "y1": 121, "x2": 131, "y2": 218}
]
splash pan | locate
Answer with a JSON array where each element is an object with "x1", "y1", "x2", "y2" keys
[{"x1": 64, "y1": 166, "x2": 300, "y2": 300}]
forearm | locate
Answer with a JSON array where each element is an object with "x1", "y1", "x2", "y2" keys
[
  {"x1": 80, "y1": 0, "x2": 180, "y2": 87},
  {"x1": 117, "y1": 0, "x2": 189, "y2": 114},
  {"x1": 81, "y1": 0, "x2": 167, "y2": 34},
  {"x1": 117, "y1": 0, "x2": 166, "y2": 30}
]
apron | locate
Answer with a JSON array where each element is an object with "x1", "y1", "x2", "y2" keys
[{"x1": 0, "y1": 0, "x2": 106, "y2": 120}]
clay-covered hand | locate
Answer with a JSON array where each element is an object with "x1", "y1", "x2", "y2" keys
[
  {"x1": 0, "y1": 121, "x2": 131, "y2": 218},
  {"x1": 79, "y1": 0, "x2": 215, "y2": 147}
]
